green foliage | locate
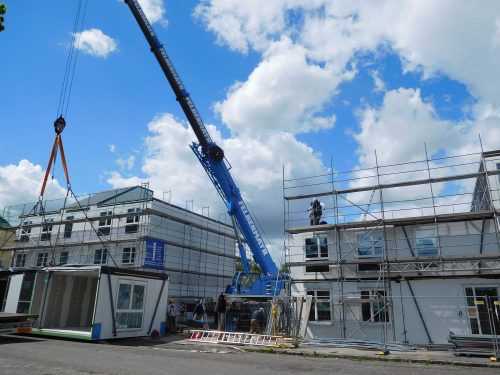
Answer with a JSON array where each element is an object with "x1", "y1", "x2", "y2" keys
[
  {"x1": 0, "y1": 3, "x2": 6, "y2": 32},
  {"x1": 250, "y1": 260, "x2": 262, "y2": 273},
  {"x1": 235, "y1": 259, "x2": 263, "y2": 273},
  {"x1": 279, "y1": 264, "x2": 290, "y2": 274},
  {"x1": 235, "y1": 259, "x2": 244, "y2": 272}
]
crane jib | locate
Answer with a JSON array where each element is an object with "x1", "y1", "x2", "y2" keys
[{"x1": 238, "y1": 200, "x2": 268, "y2": 257}]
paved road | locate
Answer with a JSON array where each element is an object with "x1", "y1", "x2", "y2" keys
[{"x1": 0, "y1": 335, "x2": 498, "y2": 375}]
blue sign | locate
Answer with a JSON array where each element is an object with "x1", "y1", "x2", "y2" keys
[{"x1": 144, "y1": 239, "x2": 165, "y2": 269}]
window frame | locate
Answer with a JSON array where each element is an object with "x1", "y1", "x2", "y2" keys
[
  {"x1": 97, "y1": 211, "x2": 112, "y2": 236},
  {"x1": 15, "y1": 253, "x2": 27, "y2": 267},
  {"x1": 360, "y1": 289, "x2": 389, "y2": 323},
  {"x1": 355, "y1": 231, "x2": 383, "y2": 258},
  {"x1": 304, "y1": 236, "x2": 330, "y2": 273},
  {"x1": 59, "y1": 251, "x2": 69, "y2": 265},
  {"x1": 64, "y1": 216, "x2": 74, "y2": 239},
  {"x1": 93, "y1": 249, "x2": 108, "y2": 265},
  {"x1": 19, "y1": 222, "x2": 32, "y2": 242},
  {"x1": 40, "y1": 224, "x2": 53, "y2": 241},
  {"x1": 36, "y1": 252, "x2": 48, "y2": 267},
  {"x1": 115, "y1": 280, "x2": 147, "y2": 331},
  {"x1": 307, "y1": 290, "x2": 332, "y2": 324},
  {"x1": 122, "y1": 247, "x2": 136, "y2": 265},
  {"x1": 415, "y1": 227, "x2": 439, "y2": 256},
  {"x1": 125, "y1": 208, "x2": 140, "y2": 234}
]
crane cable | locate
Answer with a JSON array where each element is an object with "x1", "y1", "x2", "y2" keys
[
  {"x1": 56, "y1": 0, "x2": 87, "y2": 119},
  {"x1": 40, "y1": 0, "x2": 87, "y2": 196},
  {"x1": 35, "y1": 0, "x2": 87, "y2": 264}
]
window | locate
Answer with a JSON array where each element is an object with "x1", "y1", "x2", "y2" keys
[
  {"x1": 125, "y1": 208, "x2": 139, "y2": 234},
  {"x1": 36, "y1": 252, "x2": 48, "y2": 267},
  {"x1": 305, "y1": 237, "x2": 328, "y2": 259},
  {"x1": 497, "y1": 163, "x2": 500, "y2": 183},
  {"x1": 415, "y1": 228, "x2": 438, "y2": 256},
  {"x1": 116, "y1": 282, "x2": 146, "y2": 330},
  {"x1": 305, "y1": 236, "x2": 329, "y2": 272},
  {"x1": 356, "y1": 231, "x2": 383, "y2": 257},
  {"x1": 15, "y1": 253, "x2": 26, "y2": 267},
  {"x1": 307, "y1": 290, "x2": 332, "y2": 322},
  {"x1": 59, "y1": 251, "x2": 69, "y2": 265},
  {"x1": 19, "y1": 222, "x2": 32, "y2": 242},
  {"x1": 64, "y1": 216, "x2": 74, "y2": 238},
  {"x1": 40, "y1": 225, "x2": 52, "y2": 241},
  {"x1": 465, "y1": 286, "x2": 500, "y2": 335},
  {"x1": 94, "y1": 249, "x2": 108, "y2": 265},
  {"x1": 361, "y1": 290, "x2": 389, "y2": 322},
  {"x1": 16, "y1": 273, "x2": 36, "y2": 314},
  {"x1": 122, "y1": 247, "x2": 136, "y2": 265},
  {"x1": 98, "y1": 211, "x2": 112, "y2": 236}
]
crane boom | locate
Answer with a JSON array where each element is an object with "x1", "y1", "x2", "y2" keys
[{"x1": 124, "y1": 0, "x2": 284, "y2": 286}]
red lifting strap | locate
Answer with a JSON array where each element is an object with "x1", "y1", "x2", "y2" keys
[{"x1": 39, "y1": 134, "x2": 71, "y2": 199}]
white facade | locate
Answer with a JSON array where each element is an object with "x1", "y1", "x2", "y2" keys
[
  {"x1": 285, "y1": 150, "x2": 500, "y2": 347},
  {"x1": 2, "y1": 266, "x2": 168, "y2": 340},
  {"x1": 1, "y1": 186, "x2": 236, "y2": 304}
]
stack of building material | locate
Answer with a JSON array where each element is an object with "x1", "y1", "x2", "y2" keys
[
  {"x1": 448, "y1": 333, "x2": 499, "y2": 356},
  {"x1": 302, "y1": 338, "x2": 415, "y2": 352}
]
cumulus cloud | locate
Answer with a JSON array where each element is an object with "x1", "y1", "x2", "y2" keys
[
  {"x1": 110, "y1": 1, "x2": 500, "y2": 259},
  {"x1": 138, "y1": 0, "x2": 168, "y2": 26},
  {"x1": 0, "y1": 160, "x2": 67, "y2": 215},
  {"x1": 214, "y1": 37, "x2": 351, "y2": 136},
  {"x1": 108, "y1": 113, "x2": 327, "y2": 263},
  {"x1": 73, "y1": 28, "x2": 118, "y2": 58}
]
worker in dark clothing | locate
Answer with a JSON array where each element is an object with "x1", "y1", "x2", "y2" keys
[
  {"x1": 215, "y1": 293, "x2": 227, "y2": 331},
  {"x1": 193, "y1": 299, "x2": 204, "y2": 321},
  {"x1": 250, "y1": 307, "x2": 265, "y2": 334},
  {"x1": 167, "y1": 299, "x2": 176, "y2": 334},
  {"x1": 309, "y1": 198, "x2": 324, "y2": 225}
]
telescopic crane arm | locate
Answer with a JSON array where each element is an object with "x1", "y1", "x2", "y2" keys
[{"x1": 124, "y1": 0, "x2": 282, "y2": 281}]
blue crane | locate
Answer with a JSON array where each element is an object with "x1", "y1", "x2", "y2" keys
[{"x1": 124, "y1": 0, "x2": 288, "y2": 296}]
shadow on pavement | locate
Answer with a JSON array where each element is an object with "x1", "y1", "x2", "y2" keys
[{"x1": 0, "y1": 334, "x2": 47, "y2": 345}]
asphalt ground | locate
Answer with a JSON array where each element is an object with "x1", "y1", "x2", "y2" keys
[{"x1": 1, "y1": 334, "x2": 500, "y2": 374}]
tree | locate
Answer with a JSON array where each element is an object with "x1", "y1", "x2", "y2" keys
[
  {"x1": 235, "y1": 259, "x2": 262, "y2": 273},
  {"x1": 0, "y1": 3, "x2": 6, "y2": 32}
]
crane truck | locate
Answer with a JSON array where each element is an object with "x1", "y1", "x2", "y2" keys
[{"x1": 124, "y1": 0, "x2": 288, "y2": 297}]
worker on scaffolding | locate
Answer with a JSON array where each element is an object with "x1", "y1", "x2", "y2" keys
[
  {"x1": 308, "y1": 198, "x2": 325, "y2": 226},
  {"x1": 250, "y1": 307, "x2": 265, "y2": 334}
]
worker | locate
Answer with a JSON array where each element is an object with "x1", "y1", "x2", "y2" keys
[
  {"x1": 308, "y1": 198, "x2": 324, "y2": 226},
  {"x1": 193, "y1": 299, "x2": 204, "y2": 321},
  {"x1": 215, "y1": 293, "x2": 227, "y2": 331},
  {"x1": 250, "y1": 307, "x2": 265, "y2": 334},
  {"x1": 167, "y1": 299, "x2": 176, "y2": 334}
]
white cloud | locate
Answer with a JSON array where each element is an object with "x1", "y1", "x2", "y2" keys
[
  {"x1": 73, "y1": 28, "x2": 118, "y2": 58},
  {"x1": 0, "y1": 160, "x2": 67, "y2": 215},
  {"x1": 116, "y1": 155, "x2": 136, "y2": 171},
  {"x1": 370, "y1": 70, "x2": 385, "y2": 93},
  {"x1": 194, "y1": 0, "x2": 293, "y2": 54},
  {"x1": 108, "y1": 113, "x2": 327, "y2": 264},
  {"x1": 109, "y1": 144, "x2": 117, "y2": 153},
  {"x1": 138, "y1": 0, "x2": 168, "y2": 26},
  {"x1": 214, "y1": 37, "x2": 350, "y2": 136}
]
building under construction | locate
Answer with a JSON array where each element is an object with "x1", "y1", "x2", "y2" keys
[
  {"x1": 0, "y1": 185, "x2": 236, "y2": 307},
  {"x1": 284, "y1": 149, "x2": 500, "y2": 347}
]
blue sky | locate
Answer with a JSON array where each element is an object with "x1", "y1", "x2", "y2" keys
[{"x1": 1, "y1": 0, "x2": 499, "y2": 264}]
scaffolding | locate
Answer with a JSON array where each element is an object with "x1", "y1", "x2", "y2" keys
[
  {"x1": 283, "y1": 147, "x2": 500, "y2": 348},
  {"x1": 0, "y1": 186, "x2": 237, "y2": 304}
]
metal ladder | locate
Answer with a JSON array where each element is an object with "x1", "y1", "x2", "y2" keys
[{"x1": 188, "y1": 330, "x2": 282, "y2": 347}]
